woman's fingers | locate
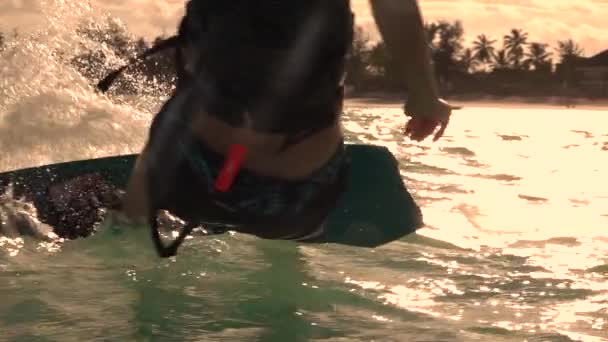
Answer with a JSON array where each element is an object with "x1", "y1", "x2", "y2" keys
[
  {"x1": 432, "y1": 119, "x2": 448, "y2": 141},
  {"x1": 405, "y1": 117, "x2": 442, "y2": 141}
]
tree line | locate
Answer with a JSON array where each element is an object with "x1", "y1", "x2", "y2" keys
[
  {"x1": 346, "y1": 21, "x2": 591, "y2": 98},
  {"x1": 0, "y1": 19, "x2": 596, "y2": 98}
]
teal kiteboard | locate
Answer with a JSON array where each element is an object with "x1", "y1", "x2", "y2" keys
[{"x1": 0, "y1": 144, "x2": 423, "y2": 250}]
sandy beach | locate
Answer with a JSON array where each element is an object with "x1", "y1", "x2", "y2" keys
[{"x1": 346, "y1": 92, "x2": 608, "y2": 111}]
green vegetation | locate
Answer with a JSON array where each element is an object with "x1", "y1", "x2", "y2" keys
[{"x1": 345, "y1": 21, "x2": 594, "y2": 99}]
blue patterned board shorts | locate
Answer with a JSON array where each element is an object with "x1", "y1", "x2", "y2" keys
[{"x1": 176, "y1": 138, "x2": 349, "y2": 225}]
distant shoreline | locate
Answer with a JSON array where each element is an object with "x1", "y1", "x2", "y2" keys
[{"x1": 345, "y1": 92, "x2": 608, "y2": 111}]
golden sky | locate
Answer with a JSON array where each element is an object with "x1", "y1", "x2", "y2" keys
[
  {"x1": 354, "y1": 0, "x2": 608, "y2": 56},
  {"x1": 1, "y1": 0, "x2": 607, "y2": 56}
]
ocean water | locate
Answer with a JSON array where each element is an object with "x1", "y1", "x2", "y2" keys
[{"x1": 1, "y1": 4, "x2": 608, "y2": 342}]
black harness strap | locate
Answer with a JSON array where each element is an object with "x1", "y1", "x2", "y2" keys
[
  {"x1": 96, "y1": 35, "x2": 181, "y2": 93},
  {"x1": 150, "y1": 218, "x2": 198, "y2": 258},
  {"x1": 138, "y1": 85, "x2": 201, "y2": 258}
]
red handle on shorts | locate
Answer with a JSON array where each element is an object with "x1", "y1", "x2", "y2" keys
[{"x1": 214, "y1": 144, "x2": 247, "y2": 192}]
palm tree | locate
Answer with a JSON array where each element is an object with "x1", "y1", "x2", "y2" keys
[
  {"x1": 431, "y1": 20, "x2": 464, "y2": 86},
  {"x1": 492, "y1": 49, "x2": 510, "y2": 70},
  {"x1": 556, "y1": 39, "x2": 584, "y2": 63},
  {"x1": 345, "y1": 26, "x2": 371, "y2": 89},
  {"x1": 458, "y1": 48, "x2": 477, "y2": 73},
  {"x1": 503, "y1": 28, "x2": 529, "y2": 69},
  {"x1": 368, "y1": 41, "x2": 403, "y2": 88},
  {"x1": 472, "y1": 34, "x2": 497, "y2": 66},
  {"x1": 436, "y1": 20, "x2": 464, "y2": 53},
  {"x1": 525, "y1": 42, "x2": 552, "y2": 72},
  {"x1": 556, "y1": 39, "x2": 584, "y2": 89},
  {"x1": 424, "y1": 22, "x2": 440, "y2": 46}
]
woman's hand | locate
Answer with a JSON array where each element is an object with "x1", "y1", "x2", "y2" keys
[{"x1": 404, "y1": 97, "x2": 461, "y2": 142}]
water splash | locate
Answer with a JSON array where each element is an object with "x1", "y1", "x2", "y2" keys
[
  {"x1": 0, "y1": 0, "x2": 167, "y2": 172},
  {"x1": 0, "y1": 185, "x2": 63, "y2": 256}
]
